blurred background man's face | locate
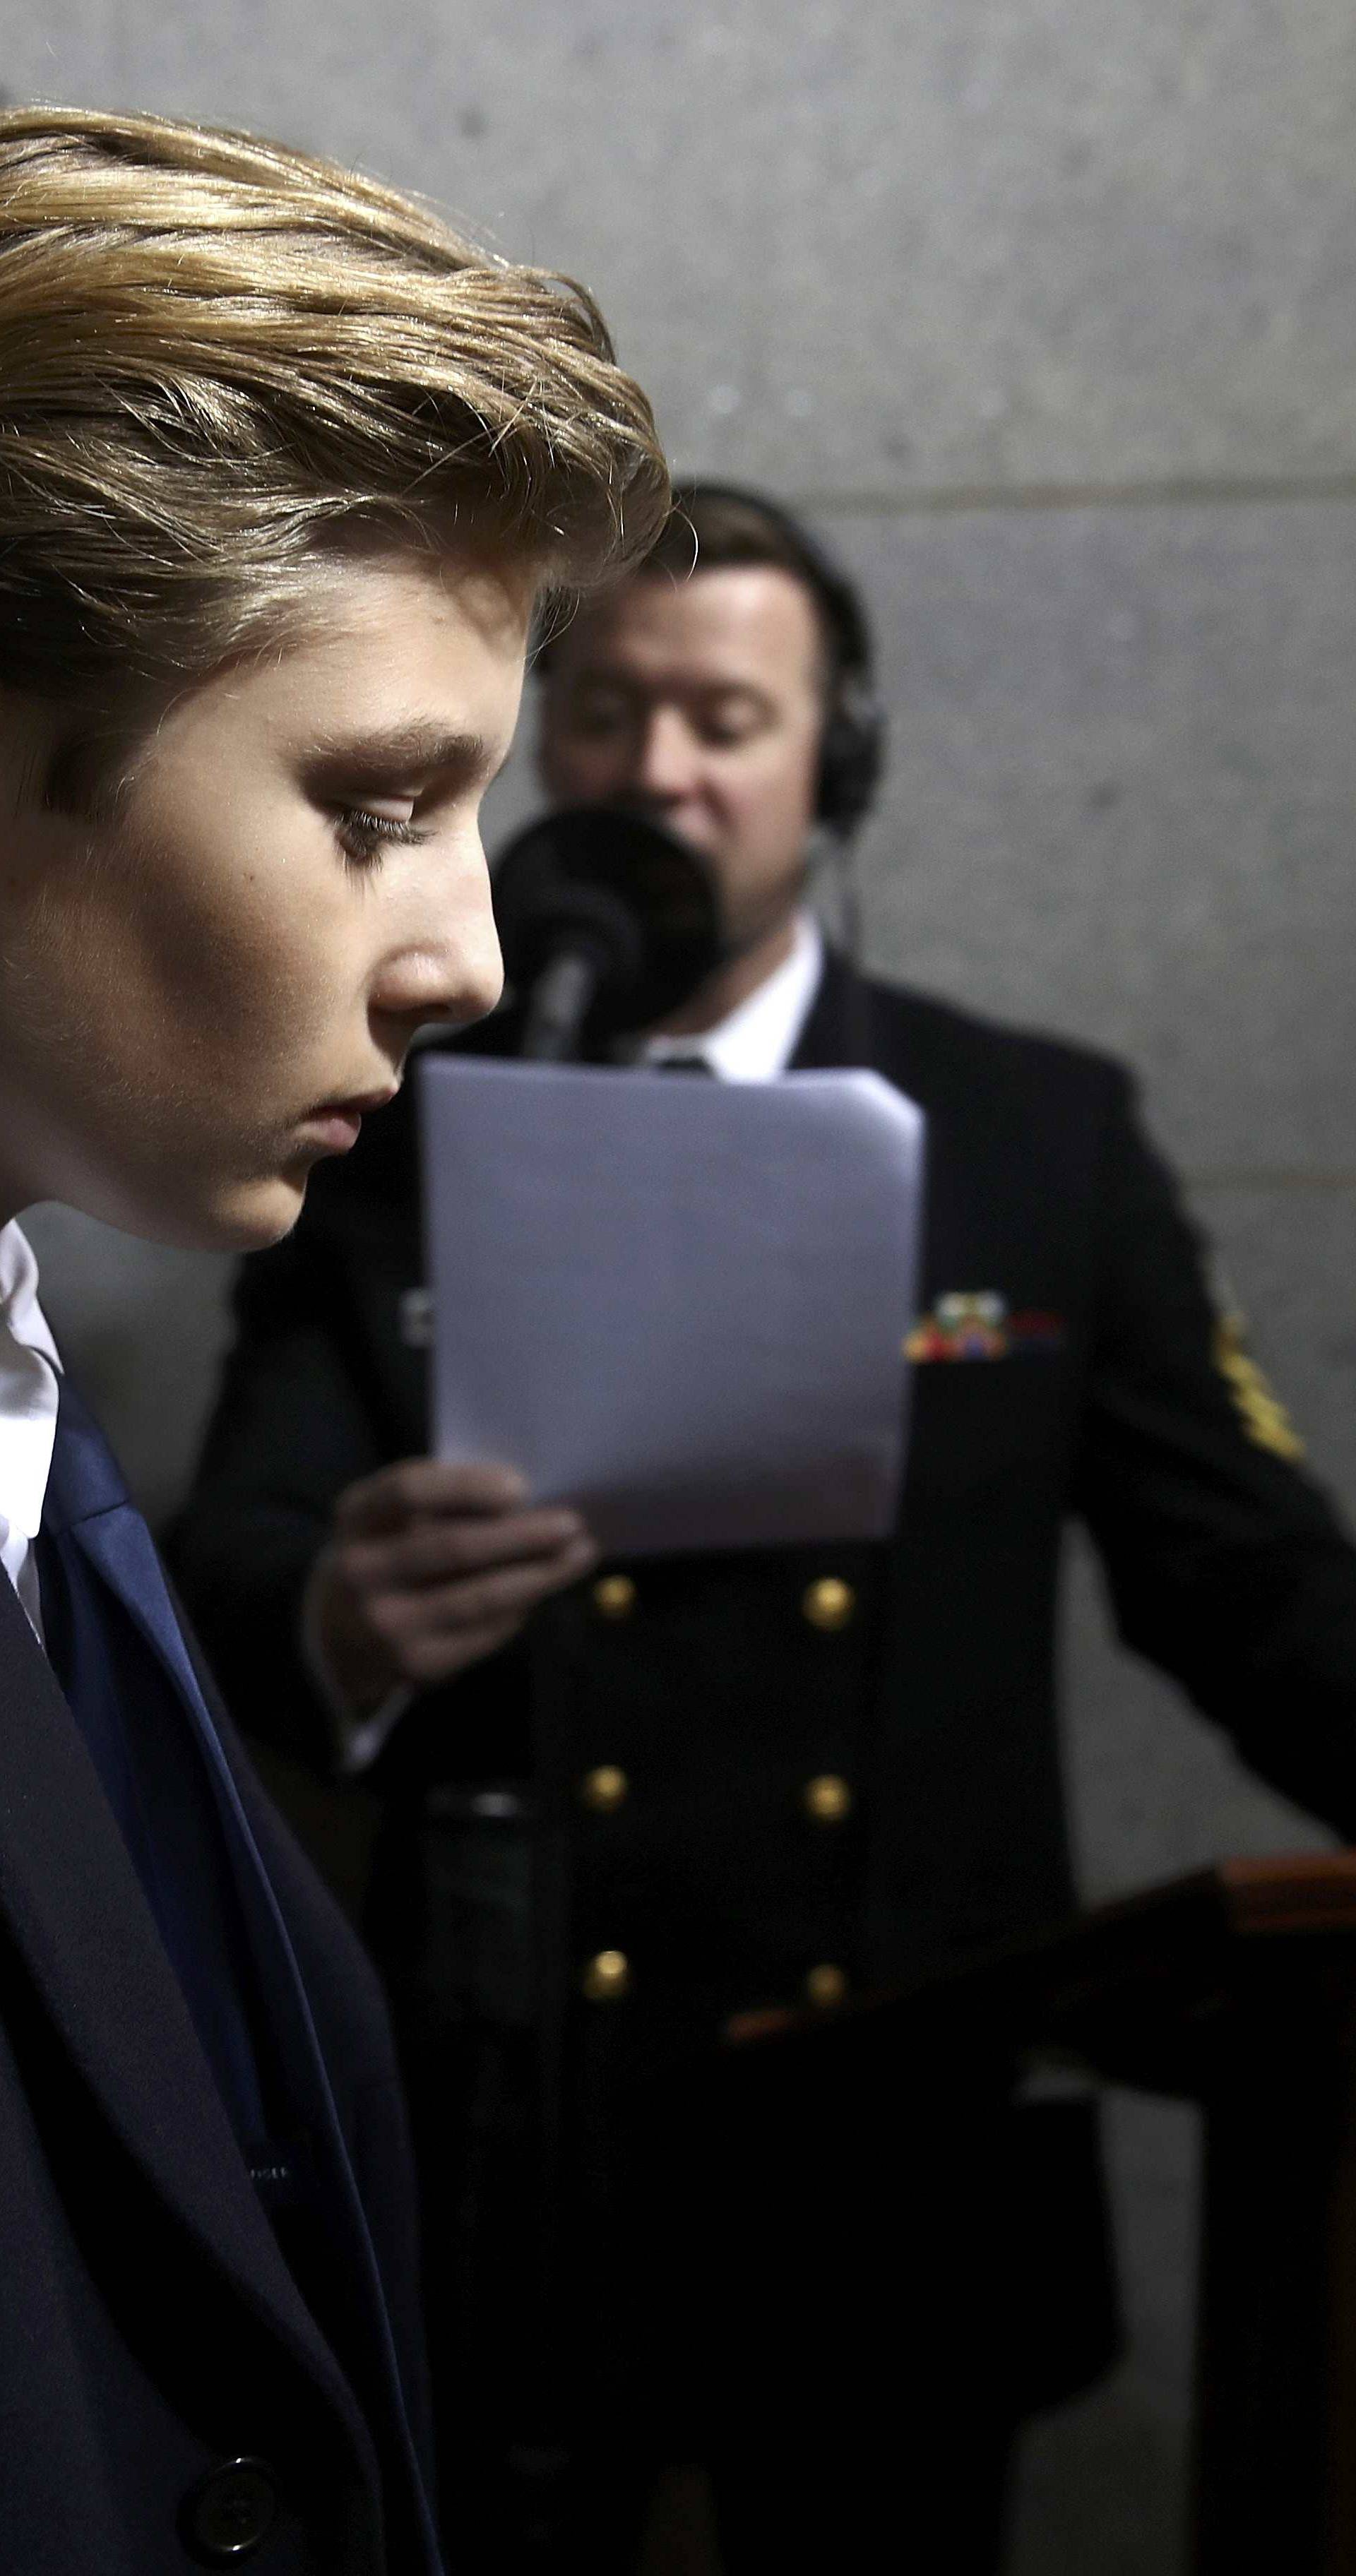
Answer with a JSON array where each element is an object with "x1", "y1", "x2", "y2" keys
[{"x1": 538, "y1": 565, "x2": 826, "y2": 949}]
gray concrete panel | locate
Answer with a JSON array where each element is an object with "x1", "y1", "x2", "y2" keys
[
  {"x1": 2, "y1": 0, "x2": 1355, "y2": 494},
  {"x1": 823, "y1": 498, "x2": 1356, "y2": 1177}
]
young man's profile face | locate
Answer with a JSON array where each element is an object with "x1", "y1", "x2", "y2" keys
[
  {"x1": 0, "y1": 549, "x2": 527, "y2": 1248},
  {"x1": 537, "y1": 565, "x2": 826, "y2": 951}
]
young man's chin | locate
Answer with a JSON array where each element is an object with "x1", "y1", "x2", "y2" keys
[
  {"x1": 203, "y1": 1170, "x2": 312, "y2": 1252},
  {"x1": 93, "y1": 1168, "x2": 311, "y2": 1256}
]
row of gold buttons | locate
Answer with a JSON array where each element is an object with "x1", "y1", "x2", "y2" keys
[
  {"x1": 577, "y1": 1765, "x2": 853, "y2": 1823},
  {"x1": 579, "y1": 1951, "x2": 850, "y2": 2009},
  {"x1": 581, "y1": 1572, "x2": 857, "y2": 2010},
  {"x1": 591, "y1": 1573, "x2": 857, "y2": 1631},
  {"x1": 576, "y1": 1768, "x2": 852, "y2": 2001}
]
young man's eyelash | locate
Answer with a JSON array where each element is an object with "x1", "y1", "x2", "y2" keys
[{"x1": 335, "y1": 806, "x2": 431, "y2": 864}]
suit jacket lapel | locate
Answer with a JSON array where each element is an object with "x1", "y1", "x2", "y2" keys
[
  {"x1": 0, "y1": 1563, "x2": 367, "y2": 2443},
  {"x1": 790, "y1": 950, "x2": 970, "y2": 1303},
  {"x1": 170, "y1": 1581, "x2": 439, "y2": 2549},
  {"x1": 42, "y1": 1390, "x2": 435, "y2": 2548},
  {"x1": 791, "y1": 947, "x2": 937, "y2": 1096},
  {"x1": 790, "y1": 943, "x2": 865, "y2": 1070}
]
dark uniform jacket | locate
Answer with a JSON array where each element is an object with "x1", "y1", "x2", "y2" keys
[
  {"x1": 0, "y1": 1400, "x2": 438, "y2": 2575},
  {"x1": 172, "y1": 951, "x2": 1356, "y2": 2423}
]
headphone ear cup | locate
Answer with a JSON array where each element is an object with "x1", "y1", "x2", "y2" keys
[{"x1": 816, "y1": 688, "x2": 887, "y2": 837}]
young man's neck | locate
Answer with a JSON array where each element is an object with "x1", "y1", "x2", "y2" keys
[{"x1": 648, "y1": 910, "x2": 802, "y2": 1039}]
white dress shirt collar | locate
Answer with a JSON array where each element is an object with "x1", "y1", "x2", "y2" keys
[
  {"x1": 636, "y1": 910, "x2": 824, "y2": 1083},
  {"x1": 0, "y1": 1220, "x2": 61, "y2": 1640}
]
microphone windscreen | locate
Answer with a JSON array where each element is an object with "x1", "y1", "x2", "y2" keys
[{"x1": 491, "y1": 806, "x2": 722, "y2": 1044}]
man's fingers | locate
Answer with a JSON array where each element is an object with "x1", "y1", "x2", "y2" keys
[
  {"x1": 367, "y1": 1535, "x2": 598, "y2": 1653},
  {"x1": 337, "y1": 1455, "x2": 530, "y2": 1536},
  {"x1": 340, "y1": 1506, "x2": 590, "y2": 1594},
  {"x1": 398, "y1": 1616, "x2": 525, "y2": 1686}
]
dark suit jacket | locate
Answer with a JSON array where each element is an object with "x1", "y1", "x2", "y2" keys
[
  {"x1": 0, "y1": 1530, "x2": 437, "y2": 2572},
  {"x1": 172, "y1": 952, "x2": 1356, "y2": 2413}
]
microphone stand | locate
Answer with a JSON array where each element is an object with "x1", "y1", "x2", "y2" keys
[{"x1": 518, "y1": 946, "x2": 604, "y2": 1063}]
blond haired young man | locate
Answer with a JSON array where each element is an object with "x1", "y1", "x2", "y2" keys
[{"x1": 0, "y1": 105, "x2": 663, "y2": 2575}]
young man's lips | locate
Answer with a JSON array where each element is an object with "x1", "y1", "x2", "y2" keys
[{"x1": 299, "y1": 1088, "x2": 398, "y2": 1150}]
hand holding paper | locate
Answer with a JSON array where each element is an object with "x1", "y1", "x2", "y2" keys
[{"x1": 420, "y1": 1056, "x2": 925, "y2": 1558}]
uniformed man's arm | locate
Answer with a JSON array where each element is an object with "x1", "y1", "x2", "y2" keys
[
  {"x1": 1074, "y1": 1074, "x2": 1356, "y2": 1835},
  {"x1": 171, "y1": 1227, "x2": 597, "y2": 1770}
]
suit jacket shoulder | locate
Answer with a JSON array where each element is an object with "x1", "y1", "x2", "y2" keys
[{"x1": 809, "y1": 951, "x2": 1132, "y2": 1124}]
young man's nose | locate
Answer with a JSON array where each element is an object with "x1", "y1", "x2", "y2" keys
[{"x1": 373, "y1": 878, "x2": 504, "y2": 1042}]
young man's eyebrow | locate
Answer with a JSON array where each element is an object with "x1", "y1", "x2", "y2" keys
[{"x1": 301, "y1": 723, "x2": 493, "y2": 781}]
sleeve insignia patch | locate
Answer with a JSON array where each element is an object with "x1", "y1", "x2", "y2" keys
[
  {"x1": 905, "y1": 1292, "x2": 1067, "y2": 1363},
  {"x1": 1211, "y1": 1308, "x2": 1306, "y2": 1462}
]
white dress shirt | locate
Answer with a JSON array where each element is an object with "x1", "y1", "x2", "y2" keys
[
  {"x1": 636, "y1": 908, "x2": 824, "y2": 1082},
  {"x1": 335, "y1": 910, "x2": 828, "y2": 1770},
  {"x1": 0, "y1": 1220, "x2": 62, "y2": 1642}
]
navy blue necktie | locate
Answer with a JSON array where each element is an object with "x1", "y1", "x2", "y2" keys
[
  {"x1": 33, "y1": 1381, "x2": 446, "y2": 2566},
  {"x1": 35, "y1": 1380, "x2": 273, "y2": 2157}
]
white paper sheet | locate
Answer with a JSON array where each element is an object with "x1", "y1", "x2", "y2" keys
[{"x1": 420, "y1": 1056, "x2": 924, "y2": 1556}]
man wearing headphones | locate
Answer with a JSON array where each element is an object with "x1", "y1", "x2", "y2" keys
[{"x1": 174, "y1": 486, "x2": 1356, "y2": 2572}]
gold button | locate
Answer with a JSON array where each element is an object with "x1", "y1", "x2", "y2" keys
[
  {"x1": 581, "y1": 1948, "x2": 631, "y2": 2003},
  {"x1": 802, "y1": 1773, "x2": 853, "y2": 1825},
  {"x1": 593, "y1": 1573, "x2": 637, "y2": 1621},
  {"x1": 804, "y1": 1962, "x2": 848, "y2": 2009},
  {"x1": 579, "y1": 1764, "x2": 629, "y2": 1814},
  {"x1": 802, "y1": 1577, "x2": 856, "y2": 1631}
]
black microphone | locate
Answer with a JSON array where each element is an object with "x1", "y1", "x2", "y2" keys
[{"x1": 491, "y1": 806, "x2": 724, "y2": 1062}]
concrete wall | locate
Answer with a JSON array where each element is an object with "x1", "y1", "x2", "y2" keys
[{"x1": 6, "y1": 6, "x2": 1355, "y2": 2565}]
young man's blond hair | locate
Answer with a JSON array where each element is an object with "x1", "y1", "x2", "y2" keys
[{"x1": 0, "y1": 106, "x2": 666, "y2": 762}]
